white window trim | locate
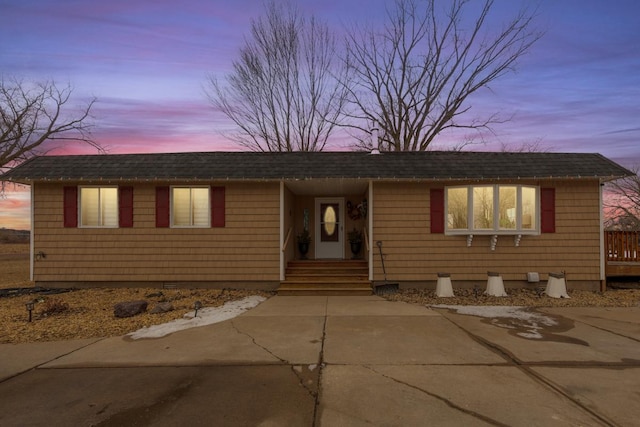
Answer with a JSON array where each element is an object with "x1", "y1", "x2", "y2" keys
[
  {"x1": 445, "y1": 184, "x2": 540, "y2": 236},
  {"x1": 170, "y1": 186, "x2": 211, "y2": 228},
  {"x1": 78, "y1": 186, "x2": 119, "y2": 229}
]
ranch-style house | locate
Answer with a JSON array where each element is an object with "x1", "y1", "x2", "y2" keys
[{"x1": 1, "y1": 151, "x2": 632, "y2": 295}]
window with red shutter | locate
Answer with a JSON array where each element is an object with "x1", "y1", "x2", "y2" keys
[
  {"x1": 442, "y1": 185, "x2": 541, "y2": 235},
  {"x1": 78, "y1": 187, "x2": 119, "y2": 227}
]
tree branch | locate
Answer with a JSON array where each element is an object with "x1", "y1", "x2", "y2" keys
[
  {"x1": 343, "y1": 0, "x2": 543, "y2": 151},
  {"x1": 1, "y1": 77, "x2": 100, "y2": 169}
]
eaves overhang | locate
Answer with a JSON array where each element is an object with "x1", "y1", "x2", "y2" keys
[{"x1": 1, "y1": 151, "x2": 634, "y2": 184}]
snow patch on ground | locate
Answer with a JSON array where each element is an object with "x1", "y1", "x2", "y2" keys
[
  {"x1": 128, "y1": 295, "x2": 266, "y2": 340},
  {"x1": 432, "y1": 305, "x2": 558, "y2": 340}
]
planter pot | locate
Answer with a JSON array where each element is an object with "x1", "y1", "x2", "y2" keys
[
  {"x1": 298, "y1": 242, "x2": 310, "y2": 259},
  {"x1": 350, "y1": 241, "x2": 362, "y2": 259}
]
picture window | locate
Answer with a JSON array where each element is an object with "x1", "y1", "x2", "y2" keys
[{"x1": 445, "y1": 185, "x2": 538, "y2": 234}]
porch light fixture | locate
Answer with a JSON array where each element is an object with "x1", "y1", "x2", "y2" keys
[{"x1": 25, "y1": 301, "x2": 35, "y2": 322}]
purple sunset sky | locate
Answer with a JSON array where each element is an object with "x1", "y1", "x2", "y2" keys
[{"x1": 1, "y1": 0, "x2": 639, "y2": 229}]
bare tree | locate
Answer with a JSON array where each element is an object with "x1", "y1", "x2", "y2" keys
[
  {"x1": 499, "y1": 137, "x2": 549, "y2": 153},
  {"x1": 1, "y1": 77, "x2": 99, "y2": 170},
  {"x1": 207, "y1": 1, "x2": 349, "y2": 152},
  {"x1": 345, "y1": 0, "x2": 542, "y2": 151},
  {"x1": 605, "y1": 168, "x2": 640, "y2": 230}
]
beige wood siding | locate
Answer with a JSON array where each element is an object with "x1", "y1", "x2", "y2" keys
[
  {"x1": 372, "y1": 180, "x2": 602, "y2": 284},
  {"x1": 282, "y1": 185, "x2": 296, "y2": 265},
  {"x1": 32, "y1": 182, "x2": 281, "y2": 284}
]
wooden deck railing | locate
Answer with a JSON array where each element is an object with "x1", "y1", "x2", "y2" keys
[{"x1": 605, "y1": 230, "x2": 640, "y2": 262}]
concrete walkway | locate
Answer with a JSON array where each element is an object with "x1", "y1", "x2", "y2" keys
[{"x1": 1, "y1": 296, "x2": 639, "y2": 426}]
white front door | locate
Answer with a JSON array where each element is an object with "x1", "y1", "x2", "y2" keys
[{"x1": 315, "y1": 198, "x2": 344, "y2": 259}]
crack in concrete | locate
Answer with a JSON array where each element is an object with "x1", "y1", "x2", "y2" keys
[
  {"x1": 312, "y1": 297, "x2": 328, "y2": 427},
  {"x1": 0, "y1": 337, "x2": 108, "y2": 384},
  {"x1": 441, "y1": 313, "x2": 619, "y2": 427},
  {"x1": 290, "y1": 365, "x2": 318, "y2": 400},
  {"x1": 228, "y1": 319, "x2": 289, "y2": 364},
  {"x1": 363, "y1": 365, "x2": 509, "y2": 426},
  {"x1": 228, "y1": 319, "x2": 321, "y2": 405}
]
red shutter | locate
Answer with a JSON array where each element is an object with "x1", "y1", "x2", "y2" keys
[
  {"x1": 119, "y1": 186, "x2": 134, "y2": 228},
  {"x1": 540, "y1": 187, "x2": 555, "y2": 233},
  {"x1": 63, "y1": 186, "x2": 78, "y2": 228},
  {"x1": 430, "y1": 188, "x2": 445, "y2": 234},
  {"x1": 156, "y1": 186, "x2": 170, "y2": 227},
  {"x1": 211, "y1": 186, "x2": 225, "y2": 227}
]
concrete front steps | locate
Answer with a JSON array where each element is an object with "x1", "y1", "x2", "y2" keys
[{"x1": 278, "y1": 260, "x2": 372, "y2": 296}]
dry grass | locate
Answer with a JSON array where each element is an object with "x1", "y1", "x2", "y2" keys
[
  {"x1": 0, "y1": 242, "x2": 30, "y2": 255},
  {"x1": 0, "y1": 243, "x2": 31, "y2": 289}
]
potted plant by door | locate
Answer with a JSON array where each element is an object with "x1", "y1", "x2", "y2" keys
[
  {"x1": 348, "y1": 228, "x2": 363, "y2": 259},
  {"x1": 297, "y1": 230, "x2": 311, "y2": 259}
]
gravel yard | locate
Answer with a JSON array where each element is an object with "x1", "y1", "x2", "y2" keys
[
  {"x1": 0, "y1": 244, "x2": 274, "y2": 344},
  {"x1": 384, "y1": 287, "x2": 640, "y2": 308},
  {"x1": 1, "y1": 243, "x2": 639, "y2": 344}
]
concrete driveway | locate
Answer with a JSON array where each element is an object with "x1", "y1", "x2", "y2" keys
[{"x1": 0, "y1": 296, "x2": 639, "y2": 426}]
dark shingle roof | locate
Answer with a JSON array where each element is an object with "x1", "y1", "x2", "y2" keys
[{"x1": 1, "y1": 151, "x2": 633, "y2": 183}]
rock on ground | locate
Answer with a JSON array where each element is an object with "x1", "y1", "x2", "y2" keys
[
  {"x1": 150, "y1": 302, "x2": 174, "y2": 314},
  {"x1": 114, "y1": 300, "x2": 148, "y2": 318}
]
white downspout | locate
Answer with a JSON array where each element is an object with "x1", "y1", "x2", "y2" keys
[
  {"x1": 279, "y1": 181, "x2": 285, "y2": 282},
  {"x1": 599, "y1": 182, "x2": 605, "y2": 289},
  {"x1": 368, "y1": 180, "x2": 374, "y2": 282},
  {"x1": 30, "y1": 184, "x2": 34, "y2": 282}
]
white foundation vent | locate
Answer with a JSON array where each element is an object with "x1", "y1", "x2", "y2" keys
[{"x1": 527, "y1": 272, "x2": 540, "y2": 283}]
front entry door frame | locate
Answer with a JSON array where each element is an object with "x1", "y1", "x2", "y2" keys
[{"x1": 315, "y1": 197, "x2": 344, "y2": 259}]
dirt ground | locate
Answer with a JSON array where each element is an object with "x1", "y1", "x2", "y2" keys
[{"x1": 1, "y1": 243, "x2": 639, "y2": 344}]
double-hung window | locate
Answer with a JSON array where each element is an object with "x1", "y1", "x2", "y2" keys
[
  {"x1": 79, "y1": 187, "x2": 119, "y2": 227},
  {"x1": 171, "y1": 186, "x2": 210, "y2": 227},
  {"x1": 446, "y1": 185, "x2": 538, "y2": 234}
]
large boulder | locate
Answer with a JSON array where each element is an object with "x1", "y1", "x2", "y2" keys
[{"x1": 114, "y1": 300, "x2": 148, "y2": 318}]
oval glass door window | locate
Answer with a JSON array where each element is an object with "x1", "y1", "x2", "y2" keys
[{"x1": 321, "y1": 204, "x2": 339, "y2": 242}]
